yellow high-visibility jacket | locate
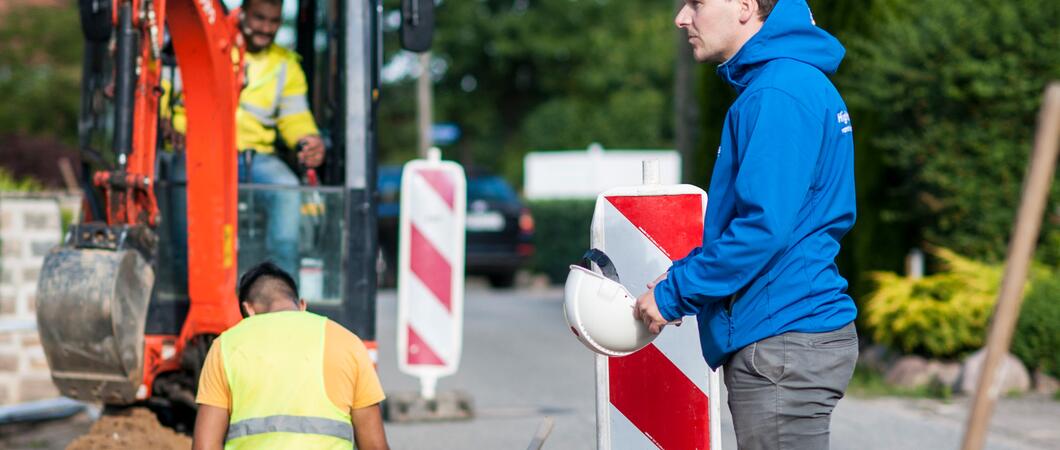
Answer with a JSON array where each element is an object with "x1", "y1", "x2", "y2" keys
[
  {"x1": 220, "y1": 311, "x2": 352, "y2": 449},
  {"x1": 160, "y1": 44, "x2": 319, "y2": 154}
]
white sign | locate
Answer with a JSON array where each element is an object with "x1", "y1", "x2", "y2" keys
[
  {"x1": 524, "y1": 143, "x2": 681, "y2": 200},
  {"x1": 396, "y1": 149, "x2": 467, "y2": 399}
]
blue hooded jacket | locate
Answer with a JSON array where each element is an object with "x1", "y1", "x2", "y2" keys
[{"x1": 653, "y1": 0, "x2": 857, "y2": 369}]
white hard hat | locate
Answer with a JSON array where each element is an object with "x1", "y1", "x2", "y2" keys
[{"x1": 563, "y1": 257, "x2": 655, "y2": 357}]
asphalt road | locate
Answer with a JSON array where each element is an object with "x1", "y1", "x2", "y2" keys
[
  {"x1": 2, "y1": 283, "x2": 1056, "y2": 449},
  {"x1": 376, "y1": 283, "x2": 1057, "y2": 450}
]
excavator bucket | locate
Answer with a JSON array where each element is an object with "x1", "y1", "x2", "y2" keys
[{"x1": 36, "y1": 244, "x2": 154, "y2": 405}]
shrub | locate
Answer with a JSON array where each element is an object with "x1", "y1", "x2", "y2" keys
[
  {"x1": 527, "y1": 199, "x2": 596, "y2": 283},
  {"x1": 864, "y1": 248, "x2": 1002, "y2": 359},
  {"x1": 0, "y1": 168, "x2": 43, "y2": 192},
  {"x1": 1012, "y1": 270, "x2": 1060, "y2": 378}
]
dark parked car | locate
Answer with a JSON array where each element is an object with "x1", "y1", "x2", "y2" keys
[{"x1": 377, "y1": 165, "x2": 534, "y2": 288}]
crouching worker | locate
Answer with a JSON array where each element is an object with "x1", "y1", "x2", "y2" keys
[{"x1": 192, "y1": 262, "x2": 388, "y2": 450}]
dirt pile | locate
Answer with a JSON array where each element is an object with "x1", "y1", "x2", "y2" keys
[{"x1": 66, "y1": 408, "x2": 191, "y2": 450}]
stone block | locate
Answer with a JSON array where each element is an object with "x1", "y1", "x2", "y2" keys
[
  {"x1": 21, "y1": 332, "x2": 40, "y2": 348},
  {"x1": 0, "y1": 294, "x2": 14, "y2": 315},
  {"x1": 0, "y1": 383, "x2": 11, "y2": 405},
  {"x1": 18, "y1": 376, "x2": 59, "y2": 402},
  {"x1": 22, "y1": 266, "x2": 39, "y2": 284},
  {"x1": 1, "y1": 239, "x2": 19, "y2": 259},
  {"x1": 0, "y1": 210, "x2": 13, "y2": 231},
  {"x1": 0, "y1": 353, "x2": 17, "y2": 372},
  {"x1": 29, "y1": 351, "x2": 49, "y2": 371},
  {"x1": 958, "y1": 348, "x2": 1031, "y2": 395},
  {"x1": 0, "y1": 267, "x2": 12, "y2": 285},
  {"x1": 0, "y1": 330, "x2": 13, "y2": 345},
  {"x1": 24, "y1": 293, "x2": 36, "y2": 313},
  {"x1": 24, "y1": 212, "x2": 58, "y2": 231},
  {"x1": 30, "y1": 240, "x2": 55, "y2": 258}
]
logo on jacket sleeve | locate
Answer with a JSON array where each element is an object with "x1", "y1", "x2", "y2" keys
[{"x1": 837, "y1": 111, "x2": 852, "y2": 134}]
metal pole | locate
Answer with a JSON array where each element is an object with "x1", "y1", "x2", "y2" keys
[
  {"x1": 417, "y1": 51, "x2": 433, "y2": 158},
  {"x1": 960, "y1": 82, "x2": 1060, "y2": 450},
  {"x1": 673, "y1": 0, "x2": 697, "y2": 184},
  {"x1": 112, "y1": 1, "x2": 138, "y2": 170}
]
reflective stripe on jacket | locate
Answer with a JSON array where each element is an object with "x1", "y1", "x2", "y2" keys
[
  {"x1": 237, "y1": 44, "x2": 318, "y2": 153},
  {"x1": 159, "y1": 43, "x2": 319, "y2": 154},
  {"x1": 220, "y1": 311, "x2": 352, "y2": 449}
]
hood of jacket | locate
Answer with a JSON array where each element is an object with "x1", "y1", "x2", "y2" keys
[{"x1": 717, "y1": 0, "x2": 845, "y2": 93}]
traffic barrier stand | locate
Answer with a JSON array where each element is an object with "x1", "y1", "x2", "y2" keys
[
  {"x1": 388, "y1": 148, "x2": 474, "y2": 422},
  {"x1": 590, "y1": 160, "x2": 722, "y2": 449}
]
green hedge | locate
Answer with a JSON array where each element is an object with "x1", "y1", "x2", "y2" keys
[
  {"x1": 1013, "y1": 270, "x2": 1060, "y2": 378},
  {"x1": 843, "y1": 0, "x2": 1060, "y2": 262},
  {"x1": 528, "y1": 199, "x2": 596, "y2": 284}
]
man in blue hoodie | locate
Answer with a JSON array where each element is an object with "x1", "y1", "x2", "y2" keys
[{"x1": 633, "y1": 0, "x2": 858, "y2": 448}]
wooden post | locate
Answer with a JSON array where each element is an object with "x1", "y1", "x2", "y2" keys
[
  {"x1": 674, "y1": 0, "x2": 698, "y2": 184},
  {"x1": 417, "y1": 51, "x2": 433, "y2": 158},
  {"x1": 960, "y1": 83, "x2": 1060, "y2": 450}
]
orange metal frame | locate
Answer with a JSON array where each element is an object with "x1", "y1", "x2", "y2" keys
[{"x1": 92, "y1": 0, "x2": 246, "y2": 395}]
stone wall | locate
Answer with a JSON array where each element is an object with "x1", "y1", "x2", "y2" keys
[{"x1": 0, "y1": 193, "x2": 78, "y2": 405}]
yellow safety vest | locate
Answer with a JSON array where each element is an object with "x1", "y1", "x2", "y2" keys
[
  {"x1": 220, "y1": 311, "x2": 353, "y2": 449},
  {"x1": 159, "y1": 43, "x2": 319, "y2": 154}
]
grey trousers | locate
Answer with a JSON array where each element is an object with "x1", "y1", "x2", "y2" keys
[{"x1": 723, "y1": 322, "x2": 859, "y2": 450}]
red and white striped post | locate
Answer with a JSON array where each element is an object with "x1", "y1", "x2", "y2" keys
[
  {"x1": 396, "y1": 148, "x2": 467, "y2": 400},
  {"x1": 591, "y1": 160, "x2": 722, "y2": 449}
]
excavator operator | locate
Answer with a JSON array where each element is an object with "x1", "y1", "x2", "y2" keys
[{"x1": 161, "y1": 0, "x2": 324, "y2": 276}]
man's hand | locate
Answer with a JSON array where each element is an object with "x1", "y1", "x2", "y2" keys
[
  {"x1": 298, "y1": 135, "x2": 326, "y2": 168},
  {"x1": 634, "y1": 287, "x2": 670, "y2": 335}
]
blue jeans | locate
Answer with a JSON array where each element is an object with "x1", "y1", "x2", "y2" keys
[
  {"x1": 238, "y1": 152, "x2": 301, "y2": 276},
  {"x1": 168, "y1": 152, "x2": 302, "y2": 278}
]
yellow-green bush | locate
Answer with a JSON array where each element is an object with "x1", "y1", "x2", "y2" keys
[
  {"x1": 864, "y1": 248, "x2": 1002, "y2": 359},
  {"x1": 0, "y1": 168, "x2": 43, "y2": 192}
]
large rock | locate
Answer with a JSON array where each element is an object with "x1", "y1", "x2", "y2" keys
[
  {"x1": 858, "y1": 344, "x2": 896, "y2": 374},
  {"x1": 885, "y1": 355, "x2": 932, "y2": 388},
  {"x1": 958, "y1": 348, "x2": 1031, "y2": 395},
  {"x1": 933, "y1": 361, "x2": 962, "y2": 390},
  {"x1": 1032, "y1": 369, "x2": 1059, "y2": 396},
  {"x1": 884, "y1": 355, "x2": 962, "y2": 390}
]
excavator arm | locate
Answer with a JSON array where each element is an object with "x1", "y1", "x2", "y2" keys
[{"x1": 36, "y1": 0, "x2": 243, "y2": 406}]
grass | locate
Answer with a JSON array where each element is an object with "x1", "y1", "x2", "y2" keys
[{"x1": 846, "y1": 365, "x2": 952, "y2": 400}]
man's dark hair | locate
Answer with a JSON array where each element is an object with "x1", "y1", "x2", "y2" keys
[
  {"x1": 757, "y1": 0, "x2": 778, "y2": 19},
  {"x1": 237, "y1": 261, "x2": 299, "y2": 312},
  {"x1": 242, "y1": 0, "x2": 282, "y2": 11}
]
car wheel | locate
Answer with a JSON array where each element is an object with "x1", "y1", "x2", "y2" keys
[{"x1": 487, "y1": 272, "x2": 516, "y2": 289}]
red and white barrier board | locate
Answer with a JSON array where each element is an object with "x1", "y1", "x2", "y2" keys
[
  {"x1": 397, "y1": 149, "x2": 467, "y2": 399},
  {"x1": 591, "y1": 177, "x2": 722, "y2": 450}
]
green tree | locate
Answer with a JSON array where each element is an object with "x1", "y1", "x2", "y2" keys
[
  {"x1": 379, "y1": 0, "x2": 677, "y2": 182},
  {"x1": 0, "y1": 5, "x2": 83, "y2": 144},
  {"x1": 691, "y1": 0, "x2": 908, "y2": 298},
  {"x1": 843, "y1": 0, "x2": 1060, "y2": 263}
]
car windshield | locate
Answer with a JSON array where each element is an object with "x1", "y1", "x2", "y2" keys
[{"x1": 468, "y1": 176, "x2": 517, "y2": 202}]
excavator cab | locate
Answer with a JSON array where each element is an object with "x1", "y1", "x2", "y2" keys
[{"x1": 36, "y1": 0, "x2": 433, "y2": 427}]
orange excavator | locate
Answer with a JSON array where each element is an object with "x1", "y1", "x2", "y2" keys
[{"x1": 35, "y1": 0, "x2": 432, "y2": 429}]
